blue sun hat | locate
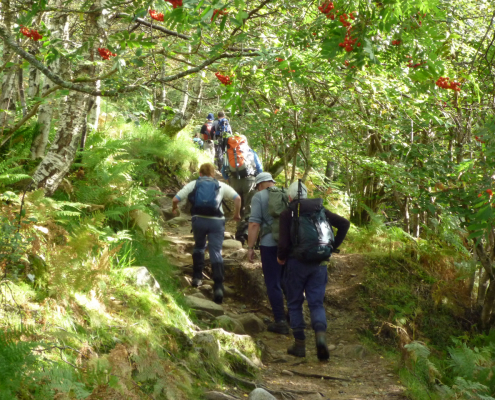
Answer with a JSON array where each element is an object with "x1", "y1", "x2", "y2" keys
[{"x1": 207, "y1": 113, "x2": 214, "y2": 120}]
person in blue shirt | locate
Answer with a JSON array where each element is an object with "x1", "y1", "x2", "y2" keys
[{"x1": 221, "y1": 134, "x2": 262, "y2": 244}]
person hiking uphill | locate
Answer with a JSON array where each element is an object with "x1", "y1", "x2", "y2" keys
[
  {"x1": 200, "y1": 113, "x2": 215, "y2": 163},
  {"x1": 221, "y1": 134, "x2": 262, "y2": 244},
  {"x1": 172, "y1": 163, "x2": 241, "y2": 304},
  {"x1": 277, "y1": 180, "x2": 350, "y2": 360},
  {"x1": 247, "y1": 172, "x2": 290, "y2": 334},
  {"x1": 213, "y1": 111, "x2": 232, "y2": 170}
]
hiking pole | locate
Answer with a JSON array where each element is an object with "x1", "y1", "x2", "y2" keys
[
  {"x1": 222, "y1": 200, "x2": 231, "y2": 213},
  {"x1": 294, "y1": 179, "x2": 302, "y2": 245}
]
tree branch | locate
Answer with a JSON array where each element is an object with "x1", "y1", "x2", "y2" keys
[{"x1": 115, "y1": 13, "x2": 190, "y2": 40}]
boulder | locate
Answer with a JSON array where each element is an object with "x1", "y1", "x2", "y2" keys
[
  {"x1": 122, "y1": 267, "x2": 161, "y2": 294},
  {"x1": 191, "y1": 292, "x2": 206, "y2": 299},
  {"x1": 215, "y1": 315, "x2": 246, "y2": 335},
  {"x1": 224, "y1": 231, "x2": 235, "y2": 240},
  {"x1": 160, "y1": 206, "x2": 177, "y2": 221},
  {"x1": 222, "y1": 239, "x2": 243, "y2": 250},
  {"x1": 184, "y1": 296, "x2": 224, "y2": 316},
  {"x1": 248, "y1": 388, "x2": 276, "y2": 400},
  {"x1": 228, "y1": 248, "x2": 248, "y2": 260},
  {"x1": 192, "y1": 332, "x2": 220, "y2": 360},
  {"x1": 236, "y1": 313, "x2": 265, "y2": 334}
]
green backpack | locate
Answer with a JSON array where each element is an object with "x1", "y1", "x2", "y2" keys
[{"x1": 261, "y1": 187, "x2": 289, "y2": 242}]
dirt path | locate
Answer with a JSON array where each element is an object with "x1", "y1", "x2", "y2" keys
[{"x1": 161, "y1": 185, "x2": 408, "y2": 400}]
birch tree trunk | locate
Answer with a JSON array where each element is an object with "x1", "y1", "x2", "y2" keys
[
  {"x1": 32, "y1": 1, "x2": 102, "y2": 194},
  {"x1": 152, "y1": 63, "x2": 167, "y2": 125},
  {"x1": 0, "y1": 0, "x2": 16, "y2": 129},
  {"x1": 31, "y1": 2, "x2": 69, "y2": 159},
  {"x1": 87, "y1": 80, "x2": 101, "y2": 131},
  {"x1": 163, "y1": 72, "x2": 203, "y2": 138},
  {"x1": 27, "y1": 45, "x2": 41, "y2": 98}
]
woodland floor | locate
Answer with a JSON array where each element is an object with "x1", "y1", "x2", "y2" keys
[{"x1": 162, "y1": 174, "x2": 409, "y2": 400}]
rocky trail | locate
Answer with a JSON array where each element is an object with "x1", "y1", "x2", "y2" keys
[{"x1": 158, "y1": 181, "x2": 408, "y2": 400}]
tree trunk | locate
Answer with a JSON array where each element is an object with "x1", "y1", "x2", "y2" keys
[
  {"x1": 325, "y1": 160, "x2": 335, "y2": 181},
  {"x1": 32, "y1": 0, "x2": 102, "y2": 194},
  {"x1": 17, "y1": 68, "x2": 27, "y2": 117},
  {"x1": 152, "y1": 63, "x2": 167, "y2": 125},
  {"x1": 474, "y1": 242, "x2": 495, "y2": 330},
  {"x1": 87, "y1": 80, "x2": 101, "y2": 131},
  {"x1": 163, "y1": 72, "x2": 203, "y2": 138},
  {"x1": 32, "y1": 91, "x2": 90, "y2": 195},
  {"x1": 0, "y1": 0, "x2": 16, "y2": 129},
  {"x1": 27, "y1": 46, "x2": 41, "y2": 98},
  {"x1": 31, "y1": 3, "x2": 69, "y2": 159}
]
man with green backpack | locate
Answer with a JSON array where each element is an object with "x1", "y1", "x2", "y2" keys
[{"x1": 247, "y1": 172, "x2": 290, "y2": 335}]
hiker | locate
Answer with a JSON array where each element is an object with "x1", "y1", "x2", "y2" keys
[
  {"x1": 192, "y1": 133, "x2": 204, "y2": 150},
  {"x1": 277, "y1": 180, "x2": 350, "y2": 360},
  {"x1": 221, "y1": 134, "x2": 262, "y2": 244},
  {"x1": 172, "y1": 163, "x2": 242, "y2": 304},
  {"x1": 247, "y1": 172, "x2": 289, "y2": 334},
  {"x1": 213, "y1": 111, "x2": 232, "y2": 170},
  {"x1": 200, "y1": 113, "x2": 215, "y2": 163}
]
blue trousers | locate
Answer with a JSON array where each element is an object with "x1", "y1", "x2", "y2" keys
[
  {"x1": 285, "y1": 258, "x2": 328, "y2": 340},
  {"x1": 191, "y1": 216, "x2": 225, "y2": 264},
  {"x1": 260, "y1": 246, "x2": 286, "y2": 322}
]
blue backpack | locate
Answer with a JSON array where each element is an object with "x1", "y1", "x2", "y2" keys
[
  {"x1": 188, "y1": 178, "x2": 222, "y2": 217},
  {"x1": 216, "y1": 118, "x2": 230, "y2": 138}
]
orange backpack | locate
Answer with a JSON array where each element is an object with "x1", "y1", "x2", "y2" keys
[
  {"x1": 226, "y1": 136, "x2": 255, "y2": 178},
  {"x1": 202, "y1": 122, "x2": 213, "y2": 141}
]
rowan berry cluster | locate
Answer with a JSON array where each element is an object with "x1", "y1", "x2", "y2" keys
[
  {"x1": 20, "y1": 26, "x2": 42, "y2": 41},
  {"x1": 339, "y1": 13, "x2": 353, "y2": 27},
  {"x1": 391, "y1": 40, "x2": 401, "y2": 45},
  {"x1": 215, "y1": 72, "x2": 233, "y2": 85},
  {"x1": 318, "y1": 1, "x2": 334, "y2": 15},
  {"x1": 98, "y1": 48, "x2": 117, "y2": 60},
  {"x1": 276, "y1": 57, "x2": 284, "y2": 62},
  {"x1": 436, "y1": 77, "x2": 461, "y2": 92},
  {"x1": 475, "y1": 136, "x2": 485, "y2": 143},
  {"x1": 339, "y1": 31, "x2": 358, "y2": 52},
  {"x1": 211, "y1": 9, "x2": 228, "y2": 21},
  {"x1": 149, "y1": 10, "x2": 164, "y2": 21},
  {"x1": 165, "y1": 0, "x2": 182, "y2": 9}
]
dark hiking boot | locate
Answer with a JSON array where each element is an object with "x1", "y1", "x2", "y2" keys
[
  {"x1": 287, "y1": 339, "x2": 306, "y2": 357},
  {"x1": 192, "y1": 253, "x2": 205, "y2": 287},
  {"x1": 211, "y1": 262, "x2": 225, "y2": 304},
  {"x1": 315, "y1": 331, "x2": 330, "y2": 361},
  {"x1": 267, "y1": 321, "x2": 290, "y2": 335}
]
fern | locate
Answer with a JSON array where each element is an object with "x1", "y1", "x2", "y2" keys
[{"x1": 0, "y1": 157, "x2": 30, "y2": 189}]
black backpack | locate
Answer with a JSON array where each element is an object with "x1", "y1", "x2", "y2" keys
[
  {"x1": 290, "y1": 183, "x2": 334, "y2": 262},
  {"x1": 188, "y1": 178, "x2": 222, "y2": 217}
]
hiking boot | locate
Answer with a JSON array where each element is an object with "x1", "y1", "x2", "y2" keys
[
  {"x1": 267, "y1": 320, "x2": 290, "y2": 335},
  {"x1": 213, "y1": 286, "x2": 224, "y2": 304},
  {"x1": 192, "y1": 253, "x2": 205, "y2": 287},
  {"x1": 191, "y1": 278, "x2": 203, "y2": 287},
  {"x1": 287, "y1": 339, "x2": 306, "y2": 357},
  {"x1": 315, "y1": 331, "x2": 330, "y2": 361}
]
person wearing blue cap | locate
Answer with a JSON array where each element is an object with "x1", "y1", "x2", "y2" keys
[{"x1": 200, "y1": 113, "x2": 215, "y2": 163}]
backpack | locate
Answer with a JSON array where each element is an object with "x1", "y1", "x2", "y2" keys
[
  {"x1": 260, "y1": 187, "x2": 289, "y2": 242},
  {"x1": 216, "y1": 118, "x2": 230, "y2": 137},
  {"x1": 290, "y1": 199, "x2": 335, "y2": 263},
  {"x1": 187, "y1": 178, "x2": 222, "y2": 217},
  {"x1": 226, "y1": 136, "x2": 255, "y2": 178},
  {"x1": 202, "y1": 122, "x2": 213, "y2": 141}
]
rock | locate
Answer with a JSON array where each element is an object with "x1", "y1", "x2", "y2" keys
[
  {"x1": 248, "y1": 388, "x2": 277, "y2": 400},
  {"x1": 160, "y1": 206, "x2": 177, "y2": 221},
  {"x1": 304, "y1": 394, "x2": 324, "y2": 400},
  {"x1": 122, "y1": 267, "x2": 161, "y2": 294},
  {"x1": 215, "y1": 315, "x2": 246, "y2": 334},
  {"x1": 184, "y1": 296, "x2": 224, "y2": 316},
  {"x1": 199, "y1": 284, "x2": 213, "y2": 295},
  {"x1": 166, "y1": 216, "x2": 190, "y2": 227},
  {"x1": 334, "y1": 344, "x2": 368, "y2": 359},
  {"x1": 232, "y1": 264, "x2": 267, "y2": 304},
  {"x1": 236, "y1": 313, "x2": 265, "y2": 334},
  {"x1": 204, "y1": 392, "x2": 238, "y2": 400},
  {"x1": 224, "y1": 232, "x2": 235, "y2": 240},
  {"x1": 222, "y1": 239, "x2": 243, "y2": 250},
  {"x1": 281, "y1": 370, "x2": 294, "y2": 376},
  {"x1": 192, "y1": 332, "x2": 220, "y2": 360},
  {"x1": 164, "y1": 325, "x2": 193, "y2": 350},
  {"x1": 164, "y1": 236, "x2": 195, "y2": 253},
  {"x1": 228, "y1": 248, "x2": 248, "y2": 260},
  {"x1": 191, "y1": 292, "x2": 206, "y2": 299},
  {"x1": 226, "y1": 348, "x2": 261, "y2": 376},
  {"x1": 178, "y1": 275, "x2": 191, "y2": 288},
  {"x1": 194, "y1": 309, "x2": 217, "y2": 321},
  {"x1": 328, "y1": 344, "x2": 337, "y2": 351}
]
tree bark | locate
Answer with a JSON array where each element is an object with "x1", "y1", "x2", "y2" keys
[
  {"x1": 87, "y1": 80, "x2": 101, "y2": 131},
  {"x1": 17, "y1": 67, "x2": 27, "y2": 117},
  {"x1": 31, "y1": 2, "x2": 69, "y2": 159},
  {"x1": 152, "y1": 63, "x2": 167, "y2": 125},
  {"x1": 0, "y1": 0, "x2": 16, "y2": 129},
  {"x1": 27, "y1": 46, "x2": 41, "y2": 99}
]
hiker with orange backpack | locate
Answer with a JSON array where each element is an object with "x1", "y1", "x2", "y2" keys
[
  {"x1": 221, "y1": 133, "x2": 262, "y2": 244},
  {"x1": 200, "y1": 113, "x2": 215, "y2": 163}
]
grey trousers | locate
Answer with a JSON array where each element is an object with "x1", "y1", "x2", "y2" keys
[
  {"x1": 191, "y1": 216, "x2": 225, "y2": 264},
  {"x1": 204, "y1": 140, "x2": 215, "y2": 163}
]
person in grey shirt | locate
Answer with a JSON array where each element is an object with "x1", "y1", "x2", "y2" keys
[{"x1": 247, "y1": 172, "x2": 289, "y2": 334}]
